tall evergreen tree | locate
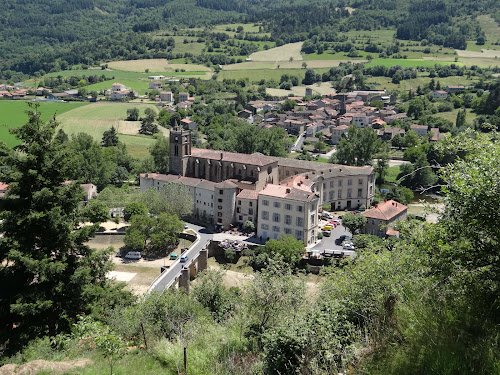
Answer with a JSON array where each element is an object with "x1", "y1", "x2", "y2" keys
[
  {"x1": 101, "y1": 125, "x2": 119, "y2": 147},
  {"x1": 0, "y1": 104, "x2": 129, "y2": 354}
]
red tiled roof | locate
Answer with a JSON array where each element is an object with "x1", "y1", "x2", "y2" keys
[
  {"x1": 363, "y1": 200, "x2": 407, "y2": 221},
  {"x1": 237, "y1": 189, "x2": 259, "y2": 200}
]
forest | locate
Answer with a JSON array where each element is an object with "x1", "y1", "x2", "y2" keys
[{"x1": 0, "y1": 0, "x2": 498, "y2": 77}]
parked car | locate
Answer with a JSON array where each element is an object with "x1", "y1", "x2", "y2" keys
[
  {"x1": 180, "y1": 254, "x2": 188, "y2": 263},
  {"x1": 322, "y1": 229, "x2": 332, "y2": 237},
  {"x1": 125, "y1": 251, "x2": 141, "y2": 260},
  {"x1": 343, "y1": 242, "x2": 355, "y2": 250},
  {"x1": 184, "y1": 223, "x2": 188, "y2": 229},
  {"x1": 321, "y1": 225, "x2": 332, "y2": 231},
  {"x1": 169, "y1": 253, "x2": 178, "y2": 260}
]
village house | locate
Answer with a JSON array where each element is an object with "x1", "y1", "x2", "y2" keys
[
  {"x1": 149, "y1": 81, "x2": 163, "y2": 90},
  {"x1": 181, "y1": 118, "x2": 197, "y2": 130},
  {"x1": 432, "y1": 90, "x2": 449, "y2": 99},
  {"x1": 159, "y1": 91, "x2": 173, "y2": 102},
  {"x1": 445, "y1": 85, "x2": 465, "y2": 93},
  {"x1": 331, "y1": 125, "x2": 349, "y2": 144},
  {"x1": 178, "y1": 92, "x2": 189, "y2": 102},
  {"x1": 410, "y1": 124, "x2": 429, "y2": 136},
  {"x1": 361, "y1": 200, "x2": 407, "y2": 237}
]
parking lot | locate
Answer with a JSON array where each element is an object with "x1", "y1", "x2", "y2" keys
[{"x1": 310, "y1": 216, "x2": 353, "y2": 251}]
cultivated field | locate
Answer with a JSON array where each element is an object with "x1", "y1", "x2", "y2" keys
[
  {"x1": 223, "y1": 59, "x2": 361, "y2": 70},
  {"x1": 55, "y1": 102, "x2": 166, "y2": 158},
  {"x1": 0, "y1": 101, "x2": 89, "y2": 147},
  {"x1": 267, "y1": 82, "x2": 336, "y2": 97},
  {"x1": 365, "y1": 58, "x2": 461, "y2": 68},
  {"x1": 249, "y1": 42, "x2": 304, "y2": 61},
  {"x1": 217, "y1": 67, "x2": 331, "y2": 82},
  {"x1": 108, "y1": 59, "x2": 211, "y2": 72},
  {"x1": 367, "y1": 74, "x2": 479, "y2": 91}
]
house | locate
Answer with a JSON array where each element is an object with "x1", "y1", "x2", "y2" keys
[
  {"x1": 371, "y1": 118, "x2": 387, "y2": 129},
  {"x1": 181, "y1": 118, "x2": 197, "y2": 130},
  {"x1": 429, "y1": 128, "x2": 446, "y2": 142},
  {"x1": 330, "y1": 125, "x2": 349, "y2": 144},
  {"x1": 110, "y1": 90, "x2": 131, "y2": 100},
  {"x1": 148, "y1": 75, "x2": 165, "y2": 80},
  {"x1": 361, "y1": 200, "x2": 407, "y2": 237},
  {"x1": 432, "y1": 90, "x2": 448, "y2": 99},
  {"x1": 378, "y1": 127, "x2": 405, "y2": 141},
  {"x1": 410, "y1": 124, "x2": 429, "y2": 136},
  {"x1": 81, "y1": 184, "x2": 98, "y2": 203},
  {"x1": 445, "y1": 85, "x2": 465, "y2": 93},
  {"x1": 159, "y1": 91, "x2": 173, "y2": 102},
  {"x1": 179, "y1": 92, "x2": 189, "y2": 102},
  {"x1": 36, "y1": 87, "x2": 52, "y2": 96},
  {"x1": 149, "y1": 81, "x2": 163, "y2": 90},
  {"x1": 111, "y1": 83, "x2": 126, "y2": 92},
  {"x1": 238, "y1": 109, "x2": 253, "y2": 122},
  {"x1": 0, "y1": 182, "x2": 9, "y2": 198}
]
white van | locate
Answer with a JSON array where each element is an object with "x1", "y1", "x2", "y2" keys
[{"x1": 125, "y1": 251, "x2": 141, "y2": 260}]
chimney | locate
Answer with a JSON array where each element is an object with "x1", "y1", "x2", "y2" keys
[
  {"x1": 392, "y1": 202, "x2": 394, "y2": 206},
  {"x1": 305, "y1": 175, "x2": 309, "y2": 179},
  {"x1": 286, "y1": 188, "x2": 291, "y2": 193}
]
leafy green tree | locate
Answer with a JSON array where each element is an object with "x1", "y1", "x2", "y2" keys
[
  {"x1": 82, "y1": 199, "x2": 110, "y2": 223},
  {"x1": 192, "y1": 270, "x2": 235, "y2": 321},
  {"x1": 333, "y1": 126, "x2": 381, "y2": 166},
  {"x1": 149, "y1": 134, "x2": 169, "y2": 173},
  {"x1": 375, "y1": 143, "x2": 390, "y2": 184},
  {"x1": 385, "y1": 185, "x2": 414, "y2": 205},
  {"x1": 126, "y1": 108, "x2": 139, "y2": 121},
  {"x1": 138, "y1": 184, "x2": 193, "y2": 217},
  {"x1": 101, "y1": 126, "x2": 119, "y2": 147},
  {"x1": 402, "y1": 129, "x2": 420, "y2": 148},
  {"x1": 398, "y1": 153, "x2": 438, "y2": 190},
  {"x1": 456, "y1": 108, "x2": 466, "y2": 128},
  {"x1": 0, "y1": 104, "x2": 125, "y2": 353},
  {"x1": 124, "y1": 215, "x2": 154, "y2": 251},
  {"x1": 341, "y1": 212, "x2": 367, "y2": 235},
  {"x1": 139, "y1": 111, "x2": 159, "y2": 136},
  {"x1": 263, "y1": 234, "x2": 305, "y2": 267},
  {"x1": 282, "y1": 98, "x2": 296, "y2": 111},
  {"x1": 123, "y1": 201, "x2": 148, "y2": 222}
]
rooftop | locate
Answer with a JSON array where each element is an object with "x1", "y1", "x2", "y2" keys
[
  {"x1": 259, "y1": 184, "x2": 317, "y2": 202},
  {"x1": 191, "y1": 148, "x2": 278, "y2": 167},
  {"x1": 363, "y1": 200, "x2": 407, "y2": 221}
]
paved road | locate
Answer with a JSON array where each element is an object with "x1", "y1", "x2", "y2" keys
[
  {"x1": 149, "y1": 223, "x2": 213, "y2": 293},
  {"x1": 292, "y1": 132, "x2": 306, "y2": 151},
  {"x1": 310, "y1": 219, "x2": 351, "y2": 251}
]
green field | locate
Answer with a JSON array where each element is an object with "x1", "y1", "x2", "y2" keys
[
  {"x1": 367, "y1": 74, "x2": 478, "y2": 91},
  {"x1": 431, "y1": 107, "x2": 478, "y2": 125},
  {"x1": 0, "y1": 101, "x2": 89, "y2": 147},
  {"x1": 365, "y1": 58, "x2": 461, "y2": 68},
  {"x1": 55, "y1": 102, "x2": 163, "y2": 158},
  {"x1": 217, "y1": 67, "x2": 331, "y2": 82}
]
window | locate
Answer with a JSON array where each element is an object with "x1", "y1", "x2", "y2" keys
[
  {"x1": 219, "y1": 189, "x2": 223, "y2": 194},
  {"x1": 285, "y1": 203, "x2": 292, "y2": 210},
  {"x1": 261, "y1": 224, "x2": 269, "y2": 230},
  {"x1": 218, "y1": 218, "x2": 222, "y2": 223},
  {"x1": 261, "y1": 211, "x2": 269, "y2": 220},
  {"x1": 272, "y1": 213, "x2": 281, "y2": 223},
  {"x1": 358, "y1": 179, "x2": 363, "y2": 185},
  {"x1": 262, "y1": 200, "x2": 269, "y2": 206},
  {"x1": 338, "y1": 190, "x2": 342, "y2": 199},
  {"x1": 236, "y1": 207, "x2": 241, "y2": 213},
  {"x1": 272, "y1": 226, "x2": 280, "y2": 232},
  {"x1": 239, "y1": 215, "x2": 243, "y2": 221},
  {"x1": 249, "y1": 208, "x2": 253, "y2": 215},
  {"x1": 338, "y1": 180, "x2": 343, "y2": 187},
  {"x1": 310, "y1": 214, "x2": 315, "y2": 224},
  {"x1": 330, "y1": 181, "x2": 334, "y2": 188},
  {"x1": 218, "y1": 206, "x2": 222, "y2": 210},
  {"x1": 348, "y1": 179, "x2": 352, "y2": 186},
  {"x1": 284, "y1": 228, "x2": 292, "y2": 234},
  {"x1": 323, "y1": 183, "x2": 326, "y2": 189},
  {"x1": 218, "y1": 198, "x2": 222, "y2": 203},
  {"x1": 296, "y1": 217, "x2": 304, "y2": 226},
  {"x1": 329, "y1": 191, "x2": 334, "y2": 200},
  {"x1": 249, "y1": 202, "x2": 253, "y2": 207},
  {"x1": 296, "y1": 205, "x2": 303, "y2": 212},
  {"x1": 358, "y1": 189, "x2": 362, "y2": 197},
  {"x1": 218, "y1": 212, "x2": 222, "y2": 217},
  {"x1": 295, "y1": 230, "x2": 303, "y2": 239},
  {"x1": 273, "y1": 201, "x2": 281, "y2": 208},
  {"x1": 369, "y1": 186, "x2": 373, "y2": 194},
  {"x1": 347, "y1": 189, "x2": 352, "y2": 198},
  {"x1": 238, "y1": 200, "x2": 241, "y2": 205},
  {"x1": 285, "y1": 215, "x2": 292, "y2": 225}
]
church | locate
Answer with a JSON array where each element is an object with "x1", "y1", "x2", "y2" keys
[{"x1": 140, "y1": 126, "x2": 375, "y2": 245}]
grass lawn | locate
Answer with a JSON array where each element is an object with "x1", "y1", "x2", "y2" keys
[
  {"x1": 0, "y1": 101, "x2": 89, "y2": 147},
  {"x1": 108, "y1": 59, "x2": 211, "y2": 73},
  {"x1": 118, "y1": 134, "x2": 158, "y2": 159},
  {"x1": 432, "y1": 108, "x2": 478, "y2": 125},
  {"x1": 249, "y1": 42, "x2": 304, "y2": 61},
  {"x1": 218, "y1": 67, "x2": 331, "y2": 82},
  {"x1": 476, "y1": 15, "x2": 500, "y2": 50},
  {"x1": 367, "y1": 74, "x2": 479, "y2": 91},
  {"x1": 385, "y1": 165, "x2": 401, "y2": 184}
]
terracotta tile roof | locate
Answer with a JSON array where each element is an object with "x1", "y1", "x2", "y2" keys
[
  {"x1": 237, "y1": 189, "x2": 259, "y2": 200},
  {"x1": 191, "y1": 148, "x2": 278, "y2": 167},
  {"x1": 259, "y1": 184, "x2": 317, "y2": 202},
  {"x1": 386, "y1": 228, "x2": 400, "y2": 237},
  {"x1": 410, "y1": 124, "x2": 428, "y2": 130},
  {"x1": 0, "y1": 182, "x2": 9, "y2": 191},
  {"x1": 214, "y1": 180, "x2": 238, "y2": 189},
  {"x1": 363, "y1": 200, "x2": 407, "y2": 221}
]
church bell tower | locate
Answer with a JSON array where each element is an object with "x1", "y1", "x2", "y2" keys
[{"x1": 169, "y1": 123, "x2": 191, "y2": 176}]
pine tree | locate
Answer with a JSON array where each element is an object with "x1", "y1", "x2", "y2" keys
[
  {"x1": 0, "y1": 104, "x2": 129, "y2": 353},
  {"x1": 101, "y1": 125, "x2": 119, "y2": 147}
]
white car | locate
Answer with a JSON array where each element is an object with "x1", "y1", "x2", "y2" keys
[
  {"x1": 125, "y1": 251, "x2": 141, "y2": 260},
  {"x1": 343, "y1": 242, "x2": 355, "y2": 250}
]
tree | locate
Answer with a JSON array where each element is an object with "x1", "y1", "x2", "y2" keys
[
  {"x1": 101, "y1": 126, "x2": 119, "y2": 147},
  {"x1": 375, "y1": 143, "x2": 390, "y2": 184},
  {"x1": 334, "y1": 126, "x2": 381, "y2": 166},
  {"x1": 243, "y1": 220, "x2": 255, "y2": 233},
  {"x1": 398, "y1": 153, "x2": 438, "y2": 190},
  {"x1": 123, "y1": 201, "x2": 148, "y2": 222},
  {"x1": 82, "y1": 199, "x2": 110, "y2": 223},
  {"x1": 149, "y1": 134, "x2": 169, "y2": 173},
  {"x1": 341, "y1": 212, "x2": 367, "y2": 235},
  {"x1": 0, "y1": 104, "x2": 125, "y2": 353},
  {"x1": 385, "y1": 185, "x2": 414, "y2": 205},
  {"x1": 263, "y1": 234, "x2": 305, "y2": 267},
  {"x1": 139, "y1": 111, "x2": 159, "y2": 136},
  {"x1": 138, "y1": 184, "x2": 193, "y2": 217},
  {"x1": 282, "y1": 98, "x2": 296, "y2": 112},
  {"x1": 302, "y1": 68, "x2": 317, "y2": 85},
  {"x1": 126, "y1": 108, "x2": 139, "y2": 121},
  {"x1": 456, "y1": 108, "x2": 466, "y2": 128},
  {"x1": 191, "y1": 270, "x2": 235, "y2": 321}
]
